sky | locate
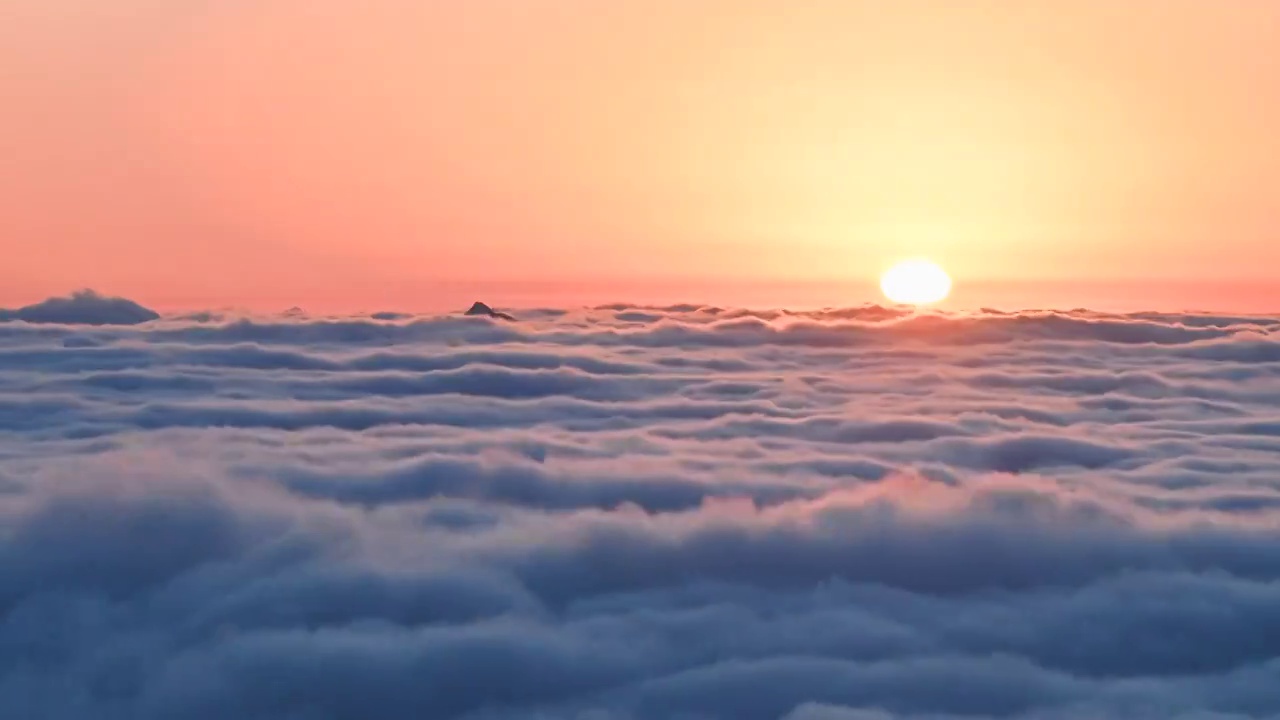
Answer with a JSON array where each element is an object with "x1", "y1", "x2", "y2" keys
[{"x1": 3, "y1": 0, "x2": 1278, "y2": 311}]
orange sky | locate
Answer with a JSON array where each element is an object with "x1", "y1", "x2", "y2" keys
[{"x1": 2, "y1": 0, "x2": 1277, "y2": 311}]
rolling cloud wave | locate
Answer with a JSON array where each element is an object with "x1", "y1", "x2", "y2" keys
[{"x1": 2, "y1": 295, "x2": 1280, "y2": 718}]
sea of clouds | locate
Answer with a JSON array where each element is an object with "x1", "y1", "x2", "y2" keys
[{"x1": 3, "y1": 290, "x2": 1280, "y2": 719}]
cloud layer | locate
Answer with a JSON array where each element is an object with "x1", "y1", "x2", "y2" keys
[
  {"x1": 0, "y1": 290, "x2": 160, "y2": 326},
  {"x1": 3, "y1": 297, "x2": 1280, "y2": 719}
]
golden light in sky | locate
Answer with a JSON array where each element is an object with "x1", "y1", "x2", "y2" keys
[
  {"x1": 880, "y1": 260, "x2": 952, "y2": 306},
  {"x1": 3, "y1": 2, "x2": 1280, "y2": 312}
]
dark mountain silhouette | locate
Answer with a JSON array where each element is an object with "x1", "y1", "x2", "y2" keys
[{"x1": 465, "y1": 301, "x2": 514, "y2": 321}]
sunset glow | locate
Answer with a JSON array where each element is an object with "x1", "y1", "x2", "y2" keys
[
  {"x1": 6, "y1": 4, "x2": 1280, "y2": 718},
  {"x1": 3, "y1": 0, "x2": 1278, "y2": 311},
  {"x1": 880, "y1": 260, "x2": 952, "y2": 306}
]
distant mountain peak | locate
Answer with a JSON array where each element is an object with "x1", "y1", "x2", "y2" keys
[
  {"x1": 465, "y1": 301, "x2": 514, "y2": 321},
  {"x1": 0, "y1": 289, "x2": 159, "y2": 326}
]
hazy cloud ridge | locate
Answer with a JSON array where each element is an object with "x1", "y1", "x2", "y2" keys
[
  {"x1": 2, "y1": 296, "x2": 1280, "y2": 719},
  {"x1": 0, "y1": 290, "x2": 160, "y2": 326}
]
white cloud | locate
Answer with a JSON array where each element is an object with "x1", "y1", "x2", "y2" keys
[
  {"x1": 0, "y1": 290, "x2": 159, "y2": 326},
  {"x1": 2, "y1": 297, "x2": 1280, "y2": 718}
]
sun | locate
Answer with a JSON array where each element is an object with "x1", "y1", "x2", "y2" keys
[{"x1": 880, "y1": 259, "x2": 952, "y2": 306}]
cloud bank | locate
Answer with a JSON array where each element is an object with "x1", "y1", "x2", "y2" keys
[
  {"x1": 0, "y1": 290, "x2": 160, "y2": 326},
  {"x1": 2, "y1": 296, "x2": 1280, "y2": 719}
]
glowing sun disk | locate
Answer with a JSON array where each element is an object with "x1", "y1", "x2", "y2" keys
[{"x1": 880, "y1": 260, "x2": 952, "y2": 305}]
